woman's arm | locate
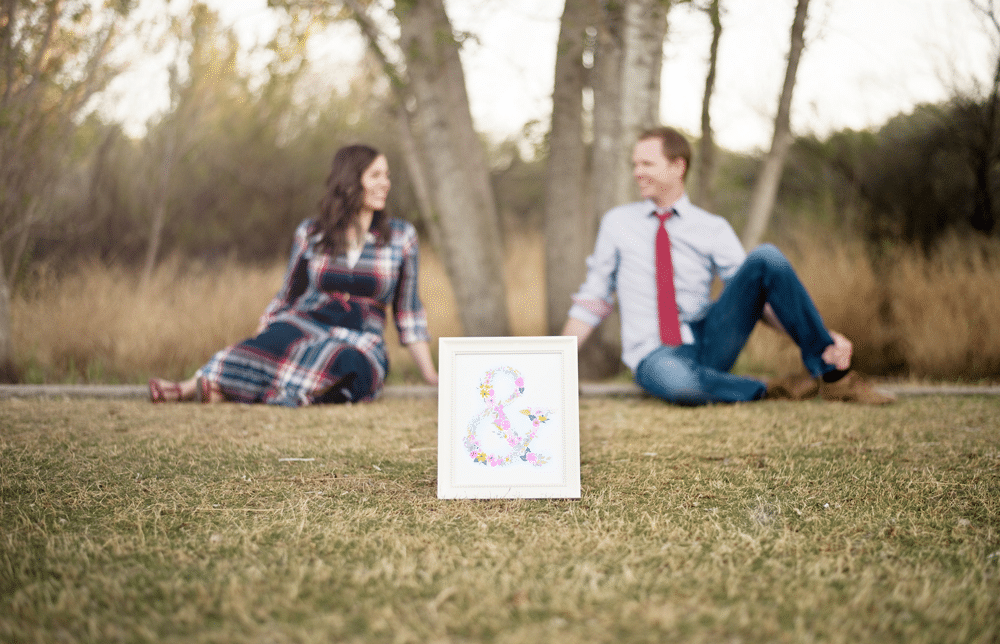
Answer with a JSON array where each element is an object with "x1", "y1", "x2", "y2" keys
[
  {"x1": 392, "y1": 222, "x2": 433, "y2": 346},
  {"x1": 821, "y1": 330, "x2": 853, "y2": 370},
  {"x1": 257, "y1": 220, "x2": 313, "y2": 333},
  {"x1": 406, "y1": 341, "x2": 438, "y2": 385}
]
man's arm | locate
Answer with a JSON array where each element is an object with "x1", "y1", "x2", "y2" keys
[
  {"x1": 561, "y1": 317, "x2": 595, "y2": 347},
  {"x1": 559, "y1": 212, "x2": 618, "y2": 348},
  {"x1": 822, "y1": 330, "x2": 852, "y2": 370}
]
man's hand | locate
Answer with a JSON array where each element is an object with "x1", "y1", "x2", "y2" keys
[
  {"x1": 561, "y1": 318, "x2": 595, "y2": 347},
  {"x1": 822, "y1": 330, "x2": 853, "y2": 371}
]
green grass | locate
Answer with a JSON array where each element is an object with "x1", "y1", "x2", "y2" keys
[{"x1": 2, "y1": 396, "x2": 998, "y2": 643}]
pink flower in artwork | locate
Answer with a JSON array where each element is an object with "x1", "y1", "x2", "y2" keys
[
  {"x1": 515, "y1": 377, "x2": 524, "y2": 387},
  {"x1": 533, "y1": 420, "x2": 540, "y2": 427},
  {"x1": 526, "y1": 453, "x2": 537, "y2": 464}
]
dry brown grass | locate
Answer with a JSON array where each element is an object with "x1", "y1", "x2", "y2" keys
[
  {"x1": 887, "y1": 235, "x2": 1000, "y2": 379},
  {"x1": 11, "y1": 233, "x2": 543, "y2": 384},
  {"x1": 14, "y1": 257, "x2": 280, "y2": 382},
  {"x1": 737, "y1": 230, "x2": 893, "y2": 377},
  {"x1": 2, "y1": 395, "x2": 998, "y2": 643},
  {"x1": 739, "y1": 230, "x2": 1000, "y2": 381},
  {"x1": 11, "y1": 228, "x2": 1000, "y2": 384}
]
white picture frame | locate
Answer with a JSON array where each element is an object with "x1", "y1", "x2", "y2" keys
[{"x1": 436, "y1": 336, "x2": 581, "y2": 499}]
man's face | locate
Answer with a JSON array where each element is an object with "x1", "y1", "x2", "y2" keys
[{"x1": 632, "y1": 137, "x2": 686, "y2": 207}]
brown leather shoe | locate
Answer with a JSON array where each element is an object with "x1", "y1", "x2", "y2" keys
[
  {"x1": 820, "y1": 371, "x2": 896, "y2": 404},
  {"x1": 765, "y1": 373, "x2": 820, "y2": 400}
]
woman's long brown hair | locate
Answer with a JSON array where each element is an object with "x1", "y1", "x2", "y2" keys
[{"x1": 315, "y1": 144, "x2": 391, "y2": 254}]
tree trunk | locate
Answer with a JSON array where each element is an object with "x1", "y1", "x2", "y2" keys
[
  {"x1": 741, "y1": 0, "x2": 809, "y2": 249},
  {"x1": 619, "y1": 0, "x2": 667, "y2": 155},
  {"x1": 395, "y1": 0, "x2": 509, "y2": 336},
  {"x1": 142, "y1": 133, "x2": 177, "y2": 286},
  {"x1": 592, "y1": 0, "x2": 668, "y2": 218},
  {"x1": 393, "y1": 105, "x2": 445, "y2": 253},
  {"x1": 694, "y1": 0, "x2": 722, "y2": 211},
  {"x1": 7, "y1": 197, "x2": 37, "y2": 282},
  {"x1": 972, "y1": 6, "x2": 1000, "y2": 235},
  {"x1": 0, "y1": 247, "x2": 15, "y2": 382},
  {"x1": 544, "y1": 0, "x2": 592, "y2": 336},
  {"x1": 545, "y1": 0, "x2": 669, "y2": 379},
  {"x1": 590, "y1": 1, "x2": 625, "y2": 218}
]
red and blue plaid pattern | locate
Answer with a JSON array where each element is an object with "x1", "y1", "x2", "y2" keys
[{"x1": 199, "y1": 217, "x2": 430, "y2": 406}]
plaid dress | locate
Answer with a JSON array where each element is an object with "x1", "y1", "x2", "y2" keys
[{"x1": 198, "y1": 217, "x2": 430, "y2": 406}]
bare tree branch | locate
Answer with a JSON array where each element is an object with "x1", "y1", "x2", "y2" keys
[
  {"x1": 342, "y1": 0, "x2": 405, "y2": 85},
  {"x1": 695, "y1": 0, "x2": 722, "y2": 210},
  {"x1": 971, "y1": 0, "x2": 1000, "y2": 40},
  {"x1": 741, "y1": 0, "x2": 810, "y2": 249}
]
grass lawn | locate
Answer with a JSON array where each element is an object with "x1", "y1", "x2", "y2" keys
[{"x1": 1, "y1": 395, "x2": 998, "y2": 643}]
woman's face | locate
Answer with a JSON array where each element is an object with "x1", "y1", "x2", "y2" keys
[{"x1": 360, "y1": 155, "x2": 390, "y2": 214}]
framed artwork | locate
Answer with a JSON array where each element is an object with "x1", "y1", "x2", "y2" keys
[{"x1": 436, "y1": 336, "x2": 581, "y2": 499}]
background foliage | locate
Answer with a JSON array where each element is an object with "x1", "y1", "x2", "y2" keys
[{"x1": 4, "y1": 1, "x2": 1000, "y2": 382}]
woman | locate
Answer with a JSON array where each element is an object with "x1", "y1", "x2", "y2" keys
[{"x1": 148, "y1": 144, "x2": 438, "y2": 405}]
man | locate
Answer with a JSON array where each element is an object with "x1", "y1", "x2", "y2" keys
[{"x1": 561, "y1": 126, "x2": 893, "y2": 405}]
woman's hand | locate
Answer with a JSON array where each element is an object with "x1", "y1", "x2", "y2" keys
[{"x1": 406, "y1": 341, "x2": 438, "y2": 385}]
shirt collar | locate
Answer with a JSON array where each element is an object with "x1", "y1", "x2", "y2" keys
[{"x1": 647, "y1": 193, "x2": 692, "y2": 218}]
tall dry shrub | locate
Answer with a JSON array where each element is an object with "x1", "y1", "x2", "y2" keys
[
  {"x1": 13, "y1": 257, "x2": 279, "y2": 382},
  {"x1": 788, "y1": 230, "x2": 904, "y2": 375},
  {"x1": 503, "y1": 231, "x2": 547, "y2": 337},
  {"x1": 14, "y1": 246, "x2": 468, "y2": 384},
  {"x1": 12, "y1": 229, "x2": 999, "y2": 384},
  {"x1": 888, "y1": 235, "x2": 1000, "y2": 380},
  {"x1": 739, "y1": 229, "x2": 894, "y2": 377},
  {"x1": 742, "y1": 229, "x2": 1000, "y2": 381}
]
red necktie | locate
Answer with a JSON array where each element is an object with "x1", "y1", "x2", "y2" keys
[{"x1": 655, "y1": 209, "x2": 682, "y2": 346}]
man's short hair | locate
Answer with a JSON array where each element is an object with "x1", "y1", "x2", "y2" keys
[{"x1": 638, "y1": 126, "x2": 691, "y2": 179}]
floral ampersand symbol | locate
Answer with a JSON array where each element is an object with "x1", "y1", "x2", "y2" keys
[{"x1": 463, "y1": 366, "x2": 552, "y2": 467}]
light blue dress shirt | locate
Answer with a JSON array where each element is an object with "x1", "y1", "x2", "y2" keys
[{"x1": 568, "y1": 194, "x2": 747, "y2": 371}]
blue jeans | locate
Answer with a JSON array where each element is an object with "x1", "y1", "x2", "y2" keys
[{"x1": 634, "y1": 244, "x2": 835, "y2": 405}]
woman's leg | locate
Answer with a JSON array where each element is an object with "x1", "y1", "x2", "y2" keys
[
  {"x1": 198, "y1": 322, "x2": 305, "y2": 404},
  {"x1": 149, "y1": 376, "x2": 199, "y2": 403},
  {"x1": 313, "y1": 348, "x2": 376, "y2": 404},
  {"x1": 198, "y1": 322, "x2": 383, "y2": 406}
]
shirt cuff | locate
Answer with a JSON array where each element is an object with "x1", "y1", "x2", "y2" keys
[{"x1": 568, "y1": 302, "x2": 605, "y2": 328}]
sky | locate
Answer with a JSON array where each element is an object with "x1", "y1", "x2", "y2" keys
[{"x1": 100, "y1": 0, "x2": 997, "y2": 153}]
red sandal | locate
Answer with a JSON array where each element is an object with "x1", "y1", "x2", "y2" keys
[{"x1": 148, "y1": 378, "x2": 182, "y2": 403}]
